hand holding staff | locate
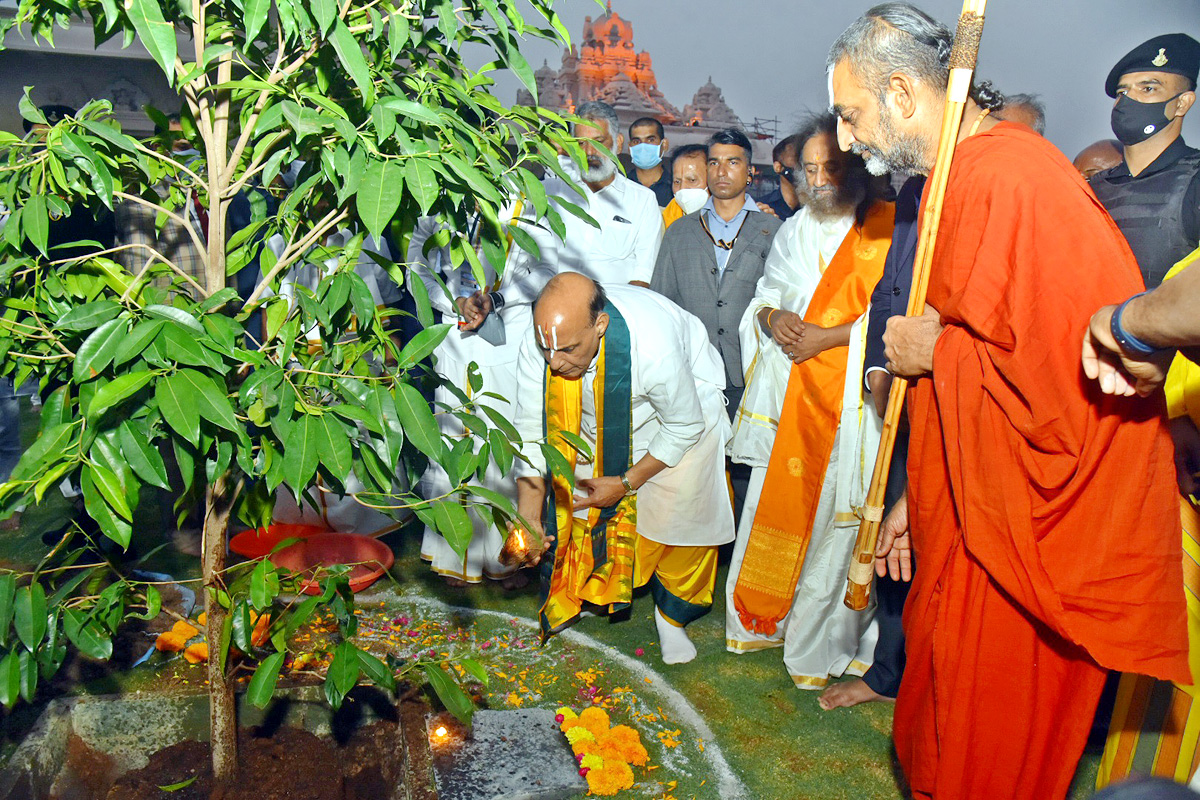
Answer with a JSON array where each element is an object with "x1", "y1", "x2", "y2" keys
[{"x1": 844, "y1": 0, "x2": 990, "y2": 611}]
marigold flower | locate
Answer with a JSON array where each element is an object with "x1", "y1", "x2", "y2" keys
[{"x1": 183, "y1": 642, "x2": 209, "y2": 663}]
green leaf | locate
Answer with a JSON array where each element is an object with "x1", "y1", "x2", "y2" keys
[
  {"x1": 246, "y1": 652, "x2": 285, "y2": 709},
  {"x1": 428, "y1": 499, "x2": 473, "y2": 558},
  {"x1": 56, "y1": 300, "x2": 121, "y2": 332},
  {"x1": 11, "y1": 423, "x2": 73, "y2": 482},
  {"x1": 159, "y1": 776, "x2": 199, "y2": 793},
  {"x1": 396, "y1": 323, "x2": 451, "y2": 370},
  {"x1": 73, "y1": 318, "x2": 126, "y2": 381},
  {"x1": 488, "y1": 428, "x2": 513, "y2": 475},
  {"x1": 155, "y1": 372, "x2": 200, "y2": 446},
  {"x1": 81, "y1": 467, "x2": 132, "y2": 548},
  {"x1": 422, "y1": 663, "x2": 475, "y2": 725},
  {"x1": 86, "y1": 462, "x2": 133, "y2": 521},
  {"x1": 324, "y1": 641, "x2": 361, "y2": 711},
  {"x1": 394, "y1": 382, "x2": 444, "y2": 461},
  {"x1": 242, "y1": 0, "x2": 271, "y2": 43},
  {"x1": 330, "y1": 18, "x2": 375, "y2": 104},
  {"x1": 0, "y1": 575, "x2": 15, "y2": 648},
  {"x1": 355, "y1": 159, "x2": 404, "y2": 240},
  {"x1": 479, "y1": 403, "x2": 520, "y2": 441},
  {"x1": 176, "y1": 369, "x2": 239, "y2": 432},
  {"x1": 556, "y1": 430, "x2": 594, "y2": 462},
  {"x1": 357, "y1": 648, "x2": 395, "y2": 692},
  {"x1": 63, "y1": 608, "x2": 113, "y2": 660},
  {"x1": 405, "y1": 158, "x2": 439, "y2": 215},
  {"x1": 0, "y1": 651, "x2": 19, "y2": 708},
  {"x1": 250, "y1": 559, "x2": 280, "y2": 611},
  {"x1": 145, "y1": 304, "x2": 205, "y2": 335},
  {"x1": 311, "y1": 0, "x2": 336, "y2": 34},
  {"x1": 23, "y1": 194, "x2": 48, "y2": 255},
  {"x1": 17, "y1": 650, "x2": 37, "y2": 702},
  {"x1": 459, "y1": 656, "x2": 488, "y2": 688},
  {"x1": 467, "y1": 485, "x2": 515, "y2": 516},
  {"x1": 14, "y1": 583, "x2": 47, "y2": 652},
  {"x1": 284, "y1": 415, "x2": 320, "y2": 489},
  {"x1": 87, "y1": 370, "x2": 155, "y2": 420},
  {"x1": 379, "y1": 97, "x2": 442, "y2": 127},
  {"x1": 40, "y1": 386, "x2": 70, "y2": 428},
  {"x1": 118, "y1": 421, "x2": 170, "y2": 489},
  {"x1": 114, "y1": 320, "x2": 165, "y2": 366},
  {"x1": 231, "y1": 604, "x2": 255, "y2": 652},
  {"x1": 315, "y1": 415, "x2": 353, "y2": 482},
  {"x1": 124, "y1": 0, "x2": 177, "y2": 81},
  {"x1": 542, "y1": 442, "x2": 576, "y2": 492}
]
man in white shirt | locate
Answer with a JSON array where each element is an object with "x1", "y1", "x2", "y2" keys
[
  {"x1": 513, "y1": 273, "x2": 733, "y2": 664},
  {"x1": 544, "y1": 101, "x2": 664, "y2": 287}
]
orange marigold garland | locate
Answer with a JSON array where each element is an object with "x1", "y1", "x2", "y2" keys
[{"x1": 556, "y1": 707, "x2": 645, "y2": 796}]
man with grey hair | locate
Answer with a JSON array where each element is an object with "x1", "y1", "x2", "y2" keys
[
  {"x1": 994, "y1": 92, "x2": 1046, "y2": 134},
  {"x1": 544, "y1": 100, "x2": 663, "y2": 287},
  {"x1": 828, "y1": 4, "x2": 1187, "y2": 799}
]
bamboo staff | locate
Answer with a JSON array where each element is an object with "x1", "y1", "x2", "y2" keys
[{"x1": 844, "y1": 0, "x2": 989, "y2": 611}]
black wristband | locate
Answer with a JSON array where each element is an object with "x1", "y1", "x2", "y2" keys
[
  {"x1": 1110, "y1": 292, "x2": 1160, "y2": 357},
  {"x1": 489, "y1": 291, "x2": 505, "y2": 311}
]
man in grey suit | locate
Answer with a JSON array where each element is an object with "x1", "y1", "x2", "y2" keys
[{"x1": 651, "y1": 128, "x2": 782, "y2": 520}]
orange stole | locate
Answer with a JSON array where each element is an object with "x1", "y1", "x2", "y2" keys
[{"x1": 732, "y1": 201, "x2": 894, "y2": 636}]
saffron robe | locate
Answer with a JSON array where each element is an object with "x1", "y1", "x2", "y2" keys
[{"x1": 897, "y1": 122, "x2": 1189, "y2": 800}]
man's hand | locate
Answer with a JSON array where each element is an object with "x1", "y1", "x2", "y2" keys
[
  {"x1": 875, "y1": 493, "x2": 912, "y2": 582},
  {"x1": 867, "y1": 369, "x2": 892, "y2": 418},
  {"x1": 455, "y1": 291, "x2": 492, "y2": 332},
  {"x1": 789, "y1": 324, "x2": 829, "y2": 363},
  {"x1": 884, "y1": 305, "x2": 942, "y2": 377},
  {"x1": 573, "y1": 476, "x2": 626, "y2": 511},
  {"x1": 767, "y1": 308, "x2": 807, "y2": 347},
  {"x1": 513, "y1": 517, "x2": 552, "y2": 566},
  {"x1": 1081, "y1": 304, "x2": 1171, "y2": 397},
  {"x1": 1170, "y1": 416, "x2": 1200, "y2": 500},
  {"x1": 756, "y1": 202, "x2": 779, "y2": 218}
]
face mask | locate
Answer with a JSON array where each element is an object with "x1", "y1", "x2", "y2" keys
[
  {"x1": 675, "y1": 188, "x2": 709, "y2": 215},
  {"x1": 557, "y1": 154, "x2": 582, "y2": 182},
  {"x1": 630, "y1": 142, "x2": 664, "y2": 170},
  {"x1": 1110, "y1": 92, "x2": 1181, "y2": 146}
]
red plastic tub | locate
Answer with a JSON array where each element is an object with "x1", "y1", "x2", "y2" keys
[{"x1": 267, "y1": 532, "x2": 395, "y2": 595}]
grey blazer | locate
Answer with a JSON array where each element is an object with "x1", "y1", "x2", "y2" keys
[{"x1": 650, "y1": 210, "x2": 782, "y2": 388}]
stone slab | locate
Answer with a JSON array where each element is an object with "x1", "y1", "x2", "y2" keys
[{"x1": 429, "y1": 709, "x2": 586, "y2": 800}]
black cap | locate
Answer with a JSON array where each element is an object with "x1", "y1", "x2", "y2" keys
[
  {"x1": 1106, "y1": 33, "x2": 1200, "y2": 98},
  {"x1": 21, "y1": 104, "x2": 75, "y2": 134}
]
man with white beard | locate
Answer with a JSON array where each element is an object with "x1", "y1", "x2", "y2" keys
[
  {"x1": 543, "y1": 101, "x2": 664, "y2": 287},
  {"x1": 726, "y1": 112, "x2": 894, "y2": 690}
]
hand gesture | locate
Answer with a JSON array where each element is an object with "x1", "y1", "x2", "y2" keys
[
  {"x1": 884, "y1": 304, "x2": 942, "y2": 377},
  {"x1": 769, "y1": 309, "x2": 807, "y2": 348},
  {"x1": 455, "y1": 291, "x2": 493, "y2": 332},
  {"x1": 875, "y1": 494, "x2": 912, "y2": 582},
  {"x1": 1081, "y1": 304, "x2": 1170, "y2": 397},
  {"x1": 513, "y1": 517, "x2": 552, "y2": 566},
  {"x1": 572, "y1": 476, "x2": 626, "y2": 511}
]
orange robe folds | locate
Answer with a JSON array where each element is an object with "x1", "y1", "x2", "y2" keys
[
  {"x1": 897, "y1": 122, "x2": 1189, "y2": 800},
  {"x1": 731, "y1": 201, "x2": 894, "y2": 636}
]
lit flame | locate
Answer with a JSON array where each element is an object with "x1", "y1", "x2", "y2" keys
[
  {"x1": 513, "y1": 527, "x2": 528, "y2": 552},
  {"x1": 434, "y1": 725, "x2": 448, "y2": 738}
]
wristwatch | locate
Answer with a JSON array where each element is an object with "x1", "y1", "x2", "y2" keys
[
  {"x1": 489, "y1": 291, "x2": 505, "y2": 311},
  {"x1": 1110, "y1": 292, "x2": 1160, "y2": 357},
  {"x1": 620, "y1": 473, "x2": 636, "y2": 496}
]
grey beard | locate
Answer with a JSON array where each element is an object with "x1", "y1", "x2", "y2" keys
[
  {"x1": 583, "y1": 157, "x2": 617, "y2": 184},
  {"x1": 852, "y1": 106, "x2": 928, "y2": 176},
  {"x1": 798, "y1": 178, "x2": 866, "y2": 222}
]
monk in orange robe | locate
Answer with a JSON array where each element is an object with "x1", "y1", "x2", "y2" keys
[{"x1": 829, "y1": 6, "x2": 1189, "y2": 799}]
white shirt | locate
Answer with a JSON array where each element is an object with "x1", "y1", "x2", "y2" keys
[
  {"x1": 514, "y1": 285, "x2": 733, "y2": 546},
  {"x1": 543, "y1": 171, "x2": 664, "y2": 285}
]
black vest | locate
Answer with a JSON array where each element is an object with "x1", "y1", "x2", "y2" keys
[{"x1": 1091, "y1": 149, "x2": 1200, "y2": 288}]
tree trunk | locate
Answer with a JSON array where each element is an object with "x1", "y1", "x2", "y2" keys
[{"x1": 203, "y1": 475, "x2": 236, "y2": 793}]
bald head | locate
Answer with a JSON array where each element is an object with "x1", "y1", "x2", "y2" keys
[
  {"x1": 1073, "y1": 139, "x2": 1123, "y2": 180},
  {"x1": 532, "y1": 273, "x2": 609, "y2": 378}
]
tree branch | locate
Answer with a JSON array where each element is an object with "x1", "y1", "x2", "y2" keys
[
  {"x1": 245, "y1": 207, "x2": 348, "y2": 306},
  {"x1": 113, "y1": 191, "x2": 209, "y2": 265}
]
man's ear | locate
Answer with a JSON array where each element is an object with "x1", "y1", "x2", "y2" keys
[
  {"x1": 888, "y1": 72, "x2": 919, "y2": 121},
  {"x1": 616, "y1": 134, "x2": 625, "y2": 154},
  {"x1": 1173, "y1": 90, "x2": 1196, "y2": 119},
  {"x1": 773, "y1": 160, "x2": 784, "y2": 174},
  {"x1": 595, "y1": 312, "x2": 610, "y2": 338},
  {"x1": 660, "y1": 137, "x2": 670, "y2": 155}
]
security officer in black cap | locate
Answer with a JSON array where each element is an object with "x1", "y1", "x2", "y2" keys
[{"x1": 1092, "y1": 33, "x2": 1200, "y2": 289}]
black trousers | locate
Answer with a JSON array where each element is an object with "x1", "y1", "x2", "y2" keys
[{"x1": 861, "y1": 421, "x2": 910, "y2": 698}]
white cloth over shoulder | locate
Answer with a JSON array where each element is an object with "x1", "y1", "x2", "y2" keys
[
  {"x1": 542, "y1": 172, "x2": 664, "y2": 285},
  {"x1": 514, "y1": 285, "x2": 734, "y2": 547},
  {"x1": 728, "y1": 207, "x2": 854, "y2": 467}
]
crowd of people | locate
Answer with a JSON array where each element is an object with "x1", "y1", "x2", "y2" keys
[{"x1": 4, "y1": 1, "x2": 1200, "y2": 797}]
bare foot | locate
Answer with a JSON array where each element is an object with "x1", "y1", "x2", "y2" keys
[
  {"x1": 500, "y1": 571, "x2": 530, "y2": 591},
  {"x1": 818, "y1": 679, "x2": 895, "y2": 710},
  {"x1": 444, "y1": 576, "x2": 471, "y2": 589}
]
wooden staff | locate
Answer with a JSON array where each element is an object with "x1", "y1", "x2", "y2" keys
[{"x1": 844, "y1": 0, "x2": 989, "y2": 611}]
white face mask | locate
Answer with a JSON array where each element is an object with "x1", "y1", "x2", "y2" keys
[{"x1": 675, "y1": 187, "x2": 709, "y2": 215}]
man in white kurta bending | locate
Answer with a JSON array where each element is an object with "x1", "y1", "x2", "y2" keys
[
  {"x1": 409, "y1": 206, "x2": 557, "y2": 586},
  {"x1": 725, "y1": 115, "x2": 893, "y2": 688},
  {"x1": 514, "y1": 273, "x2": 733, "y2": 664}
]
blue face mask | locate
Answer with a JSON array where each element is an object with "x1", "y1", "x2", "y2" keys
[{"x1": 630, "y1": 142, "x2": 663, "y2": 170}]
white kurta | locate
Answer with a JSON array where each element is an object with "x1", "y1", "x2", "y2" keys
[
  {"x1": 723, "y1": 210, "x2": 881, "y2": 687},
  {"x1": 409, "y1": 208, "x2": 557, "y2": 581},
  {"x1": 728, "y1": 207, "x2": 852, "y2": 467},
  {"x1": 542, "y1": 172, "x2": 664, "y2": 286},
  {"x1": 514, "y1": 286, "x2": 734, "y2": 547}
]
